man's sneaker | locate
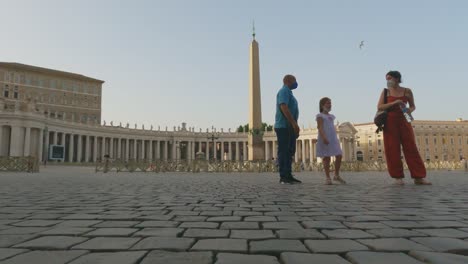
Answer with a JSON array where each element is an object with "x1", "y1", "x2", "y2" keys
[
  {"x1": 289, "y1": 175, "x2": 302, "y2": 184},
  {"x1": 279, "y1": 178, "x2": 293, "y2": 184}
]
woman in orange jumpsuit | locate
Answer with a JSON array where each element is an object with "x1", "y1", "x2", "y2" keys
[{"x1": 377, "y1": 71, "x2": 431, "y2": 185}]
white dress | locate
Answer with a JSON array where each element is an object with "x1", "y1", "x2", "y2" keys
[{"x1": 316, "y1": 113, "x2": 343, "y2": 158}]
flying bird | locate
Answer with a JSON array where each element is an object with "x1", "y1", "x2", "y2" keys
[{"x1": 359, "y1": 41, "x2": 365, "y2": 50}]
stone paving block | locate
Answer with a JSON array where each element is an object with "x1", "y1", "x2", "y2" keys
[
  {"x1": 179, "y1": 221, "x2": 219, "y2": 229},
  {"x1": 206, "y1": 216, "x2": 242, "y2": 222},
  {"x1": 346, "y1": 215, "x2": 388, "y2": 222},
  {"x1": 0, "y1": 235, "x2": 37, "y2": 247},
  {"x1": 191, "y1": 239, "x2": 248, "y2": 253},
  {"x1": 1, "y1": 250, "x2": 88, "y2": 264},
  {"x1": 262, "y1": 221, "x2": 303, "y2": 229},
  {"x1": 140, "y1": 250, "x2": 212, "y2": 264},
  {"x1": 312, "y1": 215, "x2": 347, "y2": 221},
  {"x1": 200, "y1": 211, "x2": 232, "y2": 216},
  {"x1": 220, "y1": 222, "x2": 259, "y2": 229},
  {"x1": 40, "y1": 227, "x2": 94, "y2": 236},
  {"x1": 343, "y1": 222, "x2": 389, "y2": 229},
  {"x1": 250, "y1": 239, "x2": 308, "y2": 254},
  {"x1": 173, "y1": 216, "x2": 207, "y2": 222},
  {"x1": 410, "y1": 237, "x2": 468, "y2": 253},
  {"x1": 381, "y1": 221, "x2": 427, "y2": 229},
  {"x1": 367, "y1": 228, "x2": 426, "y2": 238},
  {"x1": 408, "y1": 250, "x2": 468, "y2": 264},
  {"x1": 56, "y1": 220, "x2": 103, "y2": 227},
  {"x1": 383, "y1": 215, "x2": 426, "y2": 221},
  {"x1": 244, "y1": 216, "x2": 277, "y2": 222},
  {"x1": 302, "y1": 221, "x2": 347, "y2": 229},
  {"x1": 133, "y1": 228, "x2": 184, "y2": 237},
  {"x1": 230, "y1": 230, "x2": 276, "y2": 240},
  {"x1": 276, "y1": 229, "x2": 326, "y2": 239},
  {"x1": 305, "y1": 239, "x2": 369, "y2": 253},
  {"x1": 417, "y1": 221, "x2": 467, "y2": 228},
  {"x1": 135, "y1": 221, "x2": 179, "y2": 228},
  {"x1": 280, "y1": 252, "x2": 351, "y2": 264},
  {"x1": 421, "y1": 215, "x2": 463, "y2": 221},
  {"x1": 92, "y1": 221, "x2": 140, "y2": 228},
  {"x1": 136, "y1": 215, "x2": 173, "y2": 221},
  {"x1": 216, "y1": 253, "x2": 280, "y2": 264},
  {"x1": 357, "y1": 238, "x2": 432, "y2": 252},
  {"x1": 72, "y1": 237, "x2": 140, "y2": 250},
  {"x1": 69, "y1": 251, "x2": 147, "y2": 264},
  {"x1": 0, "y1": 248, "x2": 29, "y2": 261},
  {"x1": 345, "y1": 251, "x2": 424, "y2": 264},
  {"x1": 13, "y1": 236, "x2": 88, "y2": 250},
  {"x1": 183, "y1": 228, "x2": 229, "y2": 238},
  {"x1": 415, "y1": 228, "x2": 468, "y2": 238},
  {"x1": 322, "y1": 229, "x2": 376, "y2": 239},
  {"x1": 60, "y1": 214, "x2": 100, "y2": 220},
  {"x1": 233, "y1": 211, "x2": 263, "y2": 216},
  {"x1": 0, "y1": 227, "x2": 50, "y2": 235},
  {"x1": 84, "y1": 227, "x2": 138, "y2": 236},
  {"x1": 132, "y1": 237, "x2": 195, "y2": 251}
]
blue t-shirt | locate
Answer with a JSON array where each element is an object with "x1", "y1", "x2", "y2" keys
[{"x1": 274, "y1": 85, "x2": 299, "y2": 128}]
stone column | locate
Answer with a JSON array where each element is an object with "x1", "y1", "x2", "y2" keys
[
  {"x1": 221, "y1": 141, "x2": 225, "y2": 161},
  {"x1": 93, "y1": 136, "x2": 98, "y2": 162},
  {"x1": 294, "y1": 141, "x2": 299, "y2": 163},
  {"x1": 228, "y1": 142, "x2": 232, "y2": 161},
  {"x1": 117, "y1": 138, "x2": 122, "y2": 159},
  {"x1": 149, "y1": 140, "x2": 153, "y2": 161},
  {"x1": 186, "y1": 141, "x2": 191, "y2": 161},
  {"x1": 272, "y1": 140, "x2": 277, "y2": 159},
  {"x1": 198, "y1": 141, "x2": 202, "y2": 153},
  {"x1": 24, "y1": 127, "x2": 31, "y2": 156},
  {"x1": 101, "y1": 137, "x2": 106, "y2": 160},
  {"x1": 310, "y1": 139, "x2": 315, "y2": 163},
  {"x1": 172, "y1": 141, "x2": 177, "y2": 160},
  {"x1": 133, "y1": 139, "x2": 137, "y2": 160},
  {"x1": 53, "y1": 131, "x2": 58, "y2": 145},
  {"x1": 163, "y1": 141, "x2": 168, "y2": 161},
  {"x1": 156, "y1": 140, "x2": 160, "y2": 160},
  {"x1": 141, "y1": 140, "x2": 145, "y2": 160},
  {"x1": 109, "y1": 138, "x2": 114, "y2": 158},
  {"x1": 265, "y1": 140, "x2": 270, "y2": 161},
  {"x1": 76, "y1": 135, "x2": 82, "y2": 162},
  {"x1": 243, "y1": 141, "x2": 247, "y2": 161},
  {"x1": 125, "y1": 139, "x2": 130, "y2": 161},
  {"x1": 68, "y1": 134, "x2": 74, "y2": 162},
  {"x1": 10, "y1": 126, "x2": 23, "y2": 156},
  {"x1": 235, "y1": 142, "x2": 240, "y2": 161},
  {"x1": 84, "y1": 135, "x2": 90, "y2": 162},
  {"x1": 206, "y1": 141, "x2": 209, "y2": 160},
  {"x1": 301, "y1": 139, "x2": 306, "y2": 164},
  {"x1": 213, "y1": 141, "x2": 217, "y2": 160},
  {"x1": 38, "y1": 128, "x2": 44, "y2": 162},
  {"x1": 0, "y1": 126, "x2": 3, "y2": 155}
]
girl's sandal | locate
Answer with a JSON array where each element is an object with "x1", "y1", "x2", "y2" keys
[
  {"x1": 333, "y1": 176, "x2": 346, "y2": 184},
  {"x1": 394, "y1": 179, "x2": 405, "y2": 185},
  {"x1": 325, "y1": 177, "x2": 333, "y2": 185}
]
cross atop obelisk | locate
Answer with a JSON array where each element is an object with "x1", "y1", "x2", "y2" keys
[{"x1": 248, "y1": 21, "x2": 264, "y2": 160}]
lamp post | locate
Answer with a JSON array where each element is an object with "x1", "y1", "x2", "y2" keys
[
  {"x1": 207, "y1": 133, "x2": 219, "y2": 160},
  {"x1": 43, "y1": 125, "x2": 48, "y2": 166}
]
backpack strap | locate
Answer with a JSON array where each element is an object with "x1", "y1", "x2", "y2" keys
[{"x1": 384, "y1": 88, "x2": 388, "y2": 104}]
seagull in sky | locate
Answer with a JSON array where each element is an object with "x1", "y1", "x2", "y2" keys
[{"x1": 359, "y1": 41, "x2": 365, "y2": 50}]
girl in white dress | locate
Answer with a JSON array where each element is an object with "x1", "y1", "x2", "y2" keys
[{"x1": 316, "y1": 97, "x2": 346, "y2": 185}]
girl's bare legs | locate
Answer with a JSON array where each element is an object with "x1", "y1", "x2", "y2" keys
[
  {"x1": 333, "y1": 155, "x2": 346, "y2": 184},
  {"x1": 323, "y1": 157, "x2": 332, "y2": 185}
]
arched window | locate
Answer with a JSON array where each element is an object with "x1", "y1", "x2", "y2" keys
[{"x1": 357, "y1": 151, "x2": 364, "y2": 161}]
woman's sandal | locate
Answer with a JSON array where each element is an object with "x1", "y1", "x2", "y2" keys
[
  {"x1": 325, "y1": 177, "x2": 333, "y2": 185},
  {"x1": 414, "y1": 178, "x2": 432, "y2": 185},
  {"x1": 333, "y1": 176, "x2": 346, "y2": 184},
  {"x1": 394, "y1": 179, "x2": 405, "y2": 185}
]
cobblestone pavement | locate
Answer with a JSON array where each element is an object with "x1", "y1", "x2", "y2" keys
[{"x1": 1, "y1": 166, "x2": 468, "y2": 264}]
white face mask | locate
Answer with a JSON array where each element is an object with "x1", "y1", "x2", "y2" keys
[{"x1": 387, "y1": 80, "x2": 396, "y2": 88}]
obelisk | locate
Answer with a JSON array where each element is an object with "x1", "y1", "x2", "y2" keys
[{"x1": 248, "y1": 23, "x2": 264, "y2": 161}]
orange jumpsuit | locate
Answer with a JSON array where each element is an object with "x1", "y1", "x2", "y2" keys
[{"x1": 383, "y1": 95, "x2": 426, "y2": 178}]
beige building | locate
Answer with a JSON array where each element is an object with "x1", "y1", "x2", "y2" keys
[
  {"x1": 354, "y1": 119, "x2": 468, "y2": 162},
  {"x1": 0, "y1": 62, "x2": 103, "y2": 124}
]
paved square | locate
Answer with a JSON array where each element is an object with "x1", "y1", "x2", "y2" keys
[{"x1": 0, "y1": 166, "x2": 468, "y2": 263}]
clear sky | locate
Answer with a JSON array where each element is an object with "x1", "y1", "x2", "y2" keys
[{"x1": 1, "y1": 0, "x2": 467, "y2": 131}]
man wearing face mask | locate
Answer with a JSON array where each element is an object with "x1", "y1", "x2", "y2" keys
[
  {"x1": 377, "y1": 71, "x2": 431, "y2": 185},
  {"x1": 275, "y1": 74, "x2": 301, "y2": 184}
]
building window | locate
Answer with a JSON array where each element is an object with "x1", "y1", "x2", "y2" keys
[
  {"x1": 13, "y1": 86, "x2": 19, "y2": 99},
  {"x1": 377, "y1": 139, "x2": 381, "y2": 146},
  {"x1": 434, "y1": 138, "x2": 437, "y2": 144},
  {"x1": 451, "y1": 138, "x2": 454, "y2": 145},
  {"x1": 425, "y1": 138, "x2": 429, "y2": 145},
  {"x1": 3, "y1": 85, "x2": 9, "y2": 98},
  {"x1": 368, "y1": 140, "x2": 372, "y2": 147},
  {"x1": 356, "y1": 141, "x2": 360, "y2": 147}
]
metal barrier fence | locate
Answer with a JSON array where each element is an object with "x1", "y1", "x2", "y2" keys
[
  {"x1": 0, "y1": 156, "x2": 39, "y2": 172},
  {"x1": 96, "y1": 159, "x2": 467, "y2": 173}
]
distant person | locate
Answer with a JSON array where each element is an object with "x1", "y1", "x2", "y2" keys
[
  {"x1": 377, "y1": 71, "x2": 431, "y2": 185},
  {"x1": 274, "y1": 74, "x2": 301, "y2": 184},
  {"x1": 316, "y1": 97, "x2": 346, "y2": 185}
]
